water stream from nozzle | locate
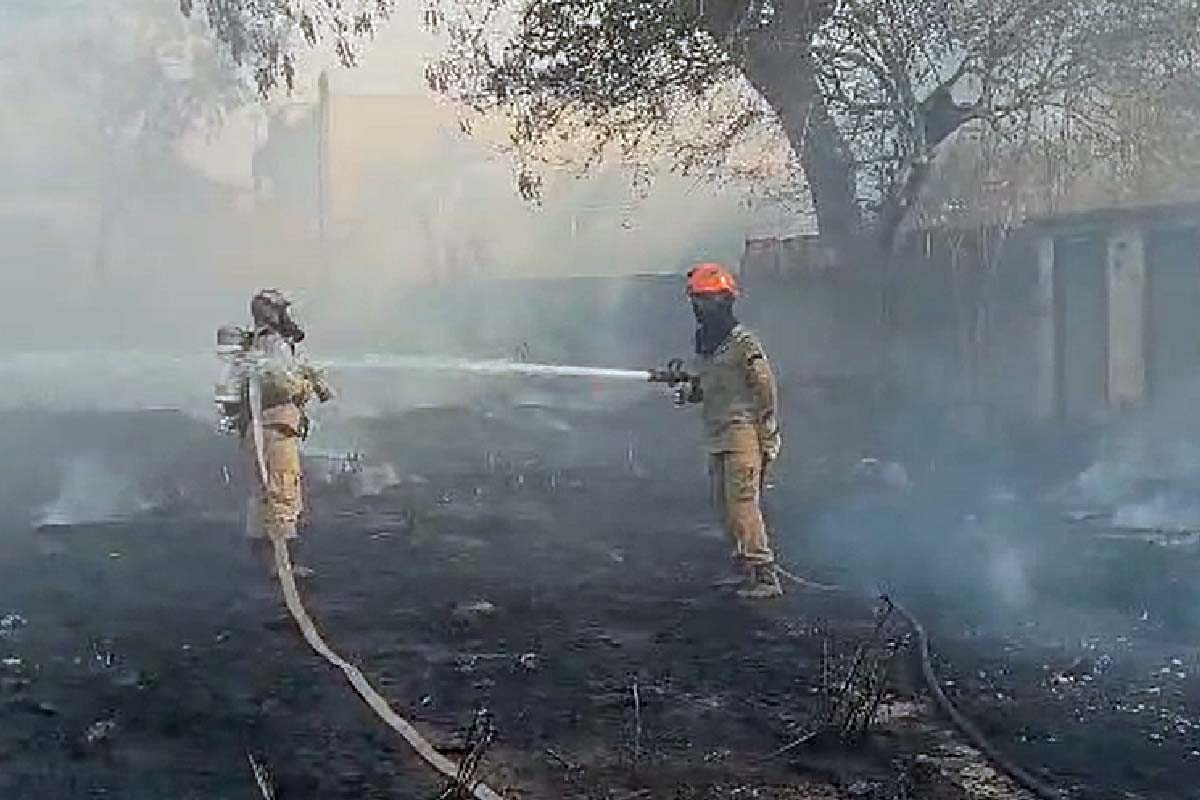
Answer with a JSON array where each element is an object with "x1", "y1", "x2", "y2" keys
[
  {"x1": 325, "y1": 355, "x2": 651, "y2": 382},
  {"x1": 0, "y1": 350, "x2": 651, "y2": 383},
  {"x1": 0, "y1": 351, "x2": 658, "y2": 415}
]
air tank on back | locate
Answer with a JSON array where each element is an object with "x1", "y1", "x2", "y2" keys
[{"x1": 215, "y1": 324, "x2": 251, "y2": 435}]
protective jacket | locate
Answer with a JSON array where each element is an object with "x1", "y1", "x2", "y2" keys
[
  {"x1": 243, "y1": 327, "x2": 330, "y2": 541},
  {"x1": 694, "y1": 325, "x2": 781, "y2": 459},
  {"x1": 250, "y1": 327, "x2": 328, "y2": 438}
]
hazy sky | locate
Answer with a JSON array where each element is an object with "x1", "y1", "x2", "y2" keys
[
  {"x1": 182, "y1": 4, "x2": 438, "y2": 187},
  {"x1": 0, "y1": 0, "x2": 803, "y2": 353}
]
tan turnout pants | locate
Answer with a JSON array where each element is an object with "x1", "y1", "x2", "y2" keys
[
  {"x1": 245, "y1": 426, "x2": 303, "y2": 541},
  {"x1": 708, "y1": 424, "x2": 774, "y2": 566}
]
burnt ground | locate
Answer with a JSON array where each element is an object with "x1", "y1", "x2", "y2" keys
[{"x1": 1, "y1": 397, "x2": 1200, "y2": 799}]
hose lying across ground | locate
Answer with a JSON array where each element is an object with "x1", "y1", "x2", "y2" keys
[
  {"x1": 887, "y1": 598, "x2": 1063, "y2": 800},
  {"x1": 271, "y1": 539, "x2": 506, "y2": 800},
  {"x1": 776, "y1": 568, "x2": 1063, "y2": 799},
  {"x1": 266, "y1": 537, "x2": 1058, "y2": 800}
]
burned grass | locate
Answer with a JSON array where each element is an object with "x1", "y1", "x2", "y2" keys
[{"x1": 1, "y1": 407, "x2": 1198, "y2": 798}]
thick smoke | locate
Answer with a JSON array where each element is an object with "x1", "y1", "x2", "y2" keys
[
  {"x1": 0, "y1": 1, "x2": 768, "y2": 364},
  {"x1": 9, "y1": 0, "x2": 1175, "y2": 642},
  {"x1": 1068, "y1": 378, "x2": 1200, "y2": 534},
  {"x1": 0, "y1": 0, "x2": 757, "y2": 487}
]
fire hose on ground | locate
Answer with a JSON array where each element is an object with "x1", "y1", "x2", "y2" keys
[
  {"x1": 270, "y1": 540, "x2": 1061, "y2": 800},
  {"x1": 888, "y1": 597, "x2": 1064, "y2": 800},
  {"x1": 270, "y1": 538, "x2": 506, "y2": 800},
  {"x1": 775, "y1": 569, "x2": 1064, "y2": 799}
]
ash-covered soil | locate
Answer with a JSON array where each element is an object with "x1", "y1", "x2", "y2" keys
[{"x1": 2, "y1": 401, "x2": 1199, "y2": 799}]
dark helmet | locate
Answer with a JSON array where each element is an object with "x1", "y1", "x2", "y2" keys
[
  {"x1": 250, "y1": 288, "x2": 288, "y2": 323},
  {"x1": 251, "y1": 289, "x2": 305, "y2": 342}
]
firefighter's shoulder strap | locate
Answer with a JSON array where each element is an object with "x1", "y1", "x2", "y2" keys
[{"x1": 247, "y1": 371, "x2": 269, "y2": 488}]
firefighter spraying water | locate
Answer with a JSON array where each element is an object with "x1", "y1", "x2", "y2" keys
[
  {"x1": 212, "y1": 272, "x2": 779, "y2": 598},
  {"x1": 204, "y1": 272, "x2": 780, "y2": 799},
  {"x1": 677, "y1": 263, "x2": 783, "y2": 599}
]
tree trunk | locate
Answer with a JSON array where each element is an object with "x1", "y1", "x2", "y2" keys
[
  {"x1": 743, "y1": 48, "x2": 895, "y2": 380},
  {"x1": 741, "y1": 32, "x2": 862, "y2": 262},
  {"x1": 716, "y1": 4, "x2": 902, "y2": 390},
  {"x1": 948, "y1": 235, "x2": 974, "y2": 401}
]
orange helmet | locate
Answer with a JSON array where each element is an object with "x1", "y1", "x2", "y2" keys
[{"x1": 686, "y1": 262, "x2": 739, "y2": 297}]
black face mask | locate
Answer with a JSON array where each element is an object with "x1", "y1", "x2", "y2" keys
[
  {"x1": 692, "y1": 296, "x2": 737, "y2": 356},
  {"x1": 256, "y1": 305, "x2": 305, "y2": 343},
  {"x1": 277, "y1": 311, "x2": 305, "y2": 343}
]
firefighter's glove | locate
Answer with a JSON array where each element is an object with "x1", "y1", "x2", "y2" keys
[{"x1": 304, "y1": 367, "x2": 333, "y2": 402}]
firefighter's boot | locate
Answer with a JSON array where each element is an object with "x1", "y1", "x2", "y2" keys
[
  {"x1": 712, "y1": 556, "x2": 750, "y2": 589},
  {"x1": 737, "y1": 564, "x2": 783, "y2": 599}
]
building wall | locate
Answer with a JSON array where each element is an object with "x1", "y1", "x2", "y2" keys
[
  {"x1": 1035, "y1": 206, "x2": 1200, "y2": 421},
  {"x1": 1107, "y1": 225, "x2": 1147, "y2": 411},
  {"x1": 741, "y1": 203, "x2": 1200, "y2": 425}
]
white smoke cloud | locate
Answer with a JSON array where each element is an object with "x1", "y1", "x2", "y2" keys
[
  {"x1": 1112, "y1": 495, "x2": 1200, "y2": 534},
  {"x1": 1067, "y1": 379, "x2": 1200, "y2": 534},
  {"x1": 36, "y1": 454, "x2": 155, "y2": 528},
  {"x1": 987, "y1": 545, "x2": 1031, "y2": 609},
  {"x1": 0, "y1": 351, "x2": 211, "y2": 417}
]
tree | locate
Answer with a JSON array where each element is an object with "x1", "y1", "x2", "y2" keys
[
  {"x1": 177, "y1": 0, "x2": 395, "y2": 93},
  {"x1": 6, "y1": 0, "x2": 243, "y2": 279},
  {"x1": 187, "y1": 0, "x2": 1200, "y2": 273}
]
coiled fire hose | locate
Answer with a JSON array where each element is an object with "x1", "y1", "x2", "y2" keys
[
  {"x1": 775, "y1": 569, "x2": 1062, "y2": 799},
  {"x1": 271, "y1": 539, "x2": 506, "y2": 800}
]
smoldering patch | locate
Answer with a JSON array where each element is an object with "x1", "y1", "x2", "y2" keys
[{"x1": 34, "y1": 454, "x2": 156, "y2": 529}]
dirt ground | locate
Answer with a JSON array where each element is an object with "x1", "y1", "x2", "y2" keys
[{"x1": 2, "y1": 399, "x2": 1199, "y2": 799}]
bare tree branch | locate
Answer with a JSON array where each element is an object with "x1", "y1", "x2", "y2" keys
[{"x1": 188, "y1": 0, "x2": 1200, "y2": 263}]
